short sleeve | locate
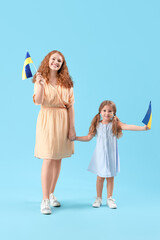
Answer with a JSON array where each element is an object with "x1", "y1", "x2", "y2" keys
[{"x1": 68, "y1": 87, "x2": 74, "y2": 108}]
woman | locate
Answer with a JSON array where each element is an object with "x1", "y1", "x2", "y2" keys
[{"x1": 33, "y1": 50, "x2": 76, "y2": 214}]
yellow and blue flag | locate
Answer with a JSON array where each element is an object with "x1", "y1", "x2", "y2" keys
[
  {"x1": 22, "y1": 52, "x2": 33, "y2": 80},
  {"x1": 142, "y1": 101, "x2": 152, "y2": 129}
]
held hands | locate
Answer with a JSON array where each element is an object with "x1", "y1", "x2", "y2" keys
[
  {"x1": 68, "y1": 128, "x2": 76, "y2": 141},
  {"x1": 36, "y1": 72, "x2": 46, "y2": 86}
]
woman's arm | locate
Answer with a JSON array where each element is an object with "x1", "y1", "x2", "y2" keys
[
  {"x1": 68, "y1": 104, "x2": 76, "y2": 141},
  {"x1": 120, "y1": 122, "x2": 149, "y2": 131},
  {"x1": 34, "y1": 84, "x2": 45, "y2": 105},
  {"x1": 33, "y1": 72, "x2": 45, "y2": 105},
  {"x1": 75, "y1": 134, "x2": 94, "y2": 142}
]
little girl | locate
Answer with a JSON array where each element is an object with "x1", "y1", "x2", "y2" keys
[{"x1": 76, "y1": 100, "x2": 149, "y2": 209}]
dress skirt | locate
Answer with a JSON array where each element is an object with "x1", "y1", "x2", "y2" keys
[{"x1": 33, "y1": 82, "x2": 74, "y2": 160}]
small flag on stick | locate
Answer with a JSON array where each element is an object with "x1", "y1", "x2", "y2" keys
[
  {"x1": 142, "y1": 101, "x2": 152, "y2": 129},
  {"x1": 22, "y1": 52, "x2": 36, "y2": 80}
]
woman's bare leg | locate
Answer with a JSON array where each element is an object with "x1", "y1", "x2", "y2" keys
[
  {"x1": 49, "y1": 159, "x2": 62, "y2": 194},
  {"x1": 41, "y1": 159, "x2": 53, "y2": 200}
]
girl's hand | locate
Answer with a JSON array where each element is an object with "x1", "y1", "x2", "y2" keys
[
  {"x1": 68, "y1": 128, "x2": 76, "y2": 141},
  {"x1": 36, "y1": 72, "x2": 46, "y2": 86},
  {"x1": 144, "y1": 125, "x2": 150, "y2": 131}
]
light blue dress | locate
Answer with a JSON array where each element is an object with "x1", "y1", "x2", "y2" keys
[{"x1": 88, "y1": 122, "x2": 120, "y2": 177}]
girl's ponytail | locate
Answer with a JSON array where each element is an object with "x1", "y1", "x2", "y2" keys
[
  {"x1": 112, "y1": 115, "x2": 122, "y2": 138},
  {"x1": 89, "y1": 113, "x2": 100, "y2": 136}
]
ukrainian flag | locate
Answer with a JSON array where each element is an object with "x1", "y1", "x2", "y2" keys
[
  {"x1": 142, "y1": 101, "x2": 152, "y2": 129},
  {"x1": 22, "y1": 52, "x2": 33, "y2": 80}
]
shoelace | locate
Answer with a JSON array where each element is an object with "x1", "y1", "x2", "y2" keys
[
  {"x1": 95, "y1": 198, "x2": 102, "y2": 203},
  {"x1": 43, "y1": 199, "x2": 50, "y2": 208},
  {"x1": 50, "y1": 194, "x2": 57, "y2": 201},
  {"x1": 108, "y1": 198, "x2": 116, "y2": 203}
]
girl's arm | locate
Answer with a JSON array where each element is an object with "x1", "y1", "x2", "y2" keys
[
  {"x1": 120, "y1": 122, "x2": 149, "y2": 131},
  {"x1": 76, "y1": 134, "x2": 94, "y2": 142},
  {"x1": 68, "y1": 104, "x2": 76, "y2": 141}
]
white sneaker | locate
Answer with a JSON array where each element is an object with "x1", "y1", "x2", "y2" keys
[
  {"x1": 41, "y1": 199, "x2": 51, "y2": 214},
  {"x1": 92, "y1": 197, "x2": 102, "y2": 208},
  {"x1": 49, "y1": 193, "x2": 61, "y2": 207},
  {"x1": 106, "y1": 197, "x2": 117, "y2": 209}
]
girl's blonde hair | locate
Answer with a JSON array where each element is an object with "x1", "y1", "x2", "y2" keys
[
  {"x1": 32, "y1": 50, "x2": 73, "y2": 88},
  {"x1": 89, "y1": 100, "x2": 122, "y2": 138}
]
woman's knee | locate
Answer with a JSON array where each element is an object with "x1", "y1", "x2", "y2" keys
[
  {"x1": 52, "y1": 159, "x2": 62, "y2": 167},
  {"x1": 43, "y1": 159, "x2": 52, "y2": 164}
]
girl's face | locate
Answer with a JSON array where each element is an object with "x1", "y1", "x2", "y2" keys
[
  {"x1": 100, "y1": 105, "x2": 114, "y2": 122},
  {"x1": 49, "y1": 53, "x2": 63, "y2": 71}
]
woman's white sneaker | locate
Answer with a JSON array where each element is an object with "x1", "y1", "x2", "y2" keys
[
  {"x1": 92, "y1": 197, "x2": 102, "y2": 208},
  {"x1": 49, "y1": 193, "x2": 61, "y2": 207},
  {"x1": 41, "y1": 199, "x2": 51, "y2": 214},
  {"x1": 106, "y1": 197, "x2": 117, "y2": 209}
]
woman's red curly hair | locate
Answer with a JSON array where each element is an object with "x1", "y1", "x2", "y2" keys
[{"x1": 32, "y1": 50, "x2": 73, "y2": 88}]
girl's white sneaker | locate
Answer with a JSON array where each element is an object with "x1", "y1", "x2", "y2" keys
[
  {"x1": 41, "y1": 199, "x2": 51, "y2": 214},
  {"x1": 106, "y1": 197, "x2": 117, "y2": 209},
  {"x1": 92, "y1": 197, "x2": 102, "y2": 208},
  {"x1": 49, "y1": 193, "x2": 61, "y2": 207}
]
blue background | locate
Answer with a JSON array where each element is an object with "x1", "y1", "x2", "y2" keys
[{"x1": 0, "y1": 0, "x2": 160, "y2": 239}]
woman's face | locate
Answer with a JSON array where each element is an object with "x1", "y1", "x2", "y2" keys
[
  {"x1": 49, "y1": 53, "x2": 63, "y2": 71},
  {"x1": 100, "y1": 105, "x2": 114, "y2": 122}
]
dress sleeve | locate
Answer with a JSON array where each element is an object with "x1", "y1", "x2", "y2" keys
[{"x1": 67, "y1": 87, "x2": 74, "y2": 108}]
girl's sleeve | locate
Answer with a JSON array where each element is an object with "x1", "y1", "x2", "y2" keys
[{"x1": 67, "y1": 87, "x2": 75, "y2": 108}]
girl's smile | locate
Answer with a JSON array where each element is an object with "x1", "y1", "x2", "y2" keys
[{"x1": 100, "y1": 105, "x2": 114, "y2": 123}]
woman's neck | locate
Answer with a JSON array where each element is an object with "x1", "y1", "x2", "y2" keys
[{"x1": 49, "y1": 70, "x2": 58, "y2": 85}]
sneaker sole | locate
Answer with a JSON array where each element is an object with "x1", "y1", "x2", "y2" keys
[
  {"x1": 50, "y1": 203, "x2": 61, "y2": 207},
  {"x1": 92, "y1": 204, "x2": 102, "y2": 208},
  {"x1": 41, "y1": 209, "x2": 52, "y2": 215},
  {"x1": 106, "y1": 204, "x2": 117, "y2": 209}
]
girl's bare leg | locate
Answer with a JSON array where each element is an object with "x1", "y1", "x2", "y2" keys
[
  {"x1": 96, "y1": 176, "x2": 105, "y2": 198},
  {"x1": 41, "y1": 159, "x2": 53, "y2": 200},
  {"x1": 49, "y1": 159, "x2": 62, "y2": 194},
  {"x1": 106, "y1": 177, "x2": 114, "y2": 198}
]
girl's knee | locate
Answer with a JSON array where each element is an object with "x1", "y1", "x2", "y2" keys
[
  {"x1": 106, "y1": 177, "x2": 114, "y2": 182},
  {"x1": 97, "y1": 176, "x2": 105, "y2": 182}
]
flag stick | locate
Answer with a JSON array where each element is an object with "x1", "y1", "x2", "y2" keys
[{"x1": 32, "y1": 62, "x2": 37, "y2": 72}]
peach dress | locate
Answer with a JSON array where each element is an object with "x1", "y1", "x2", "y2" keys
[{"x1": 33, "y1": 82, "x2": 74, "y2": 160}]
